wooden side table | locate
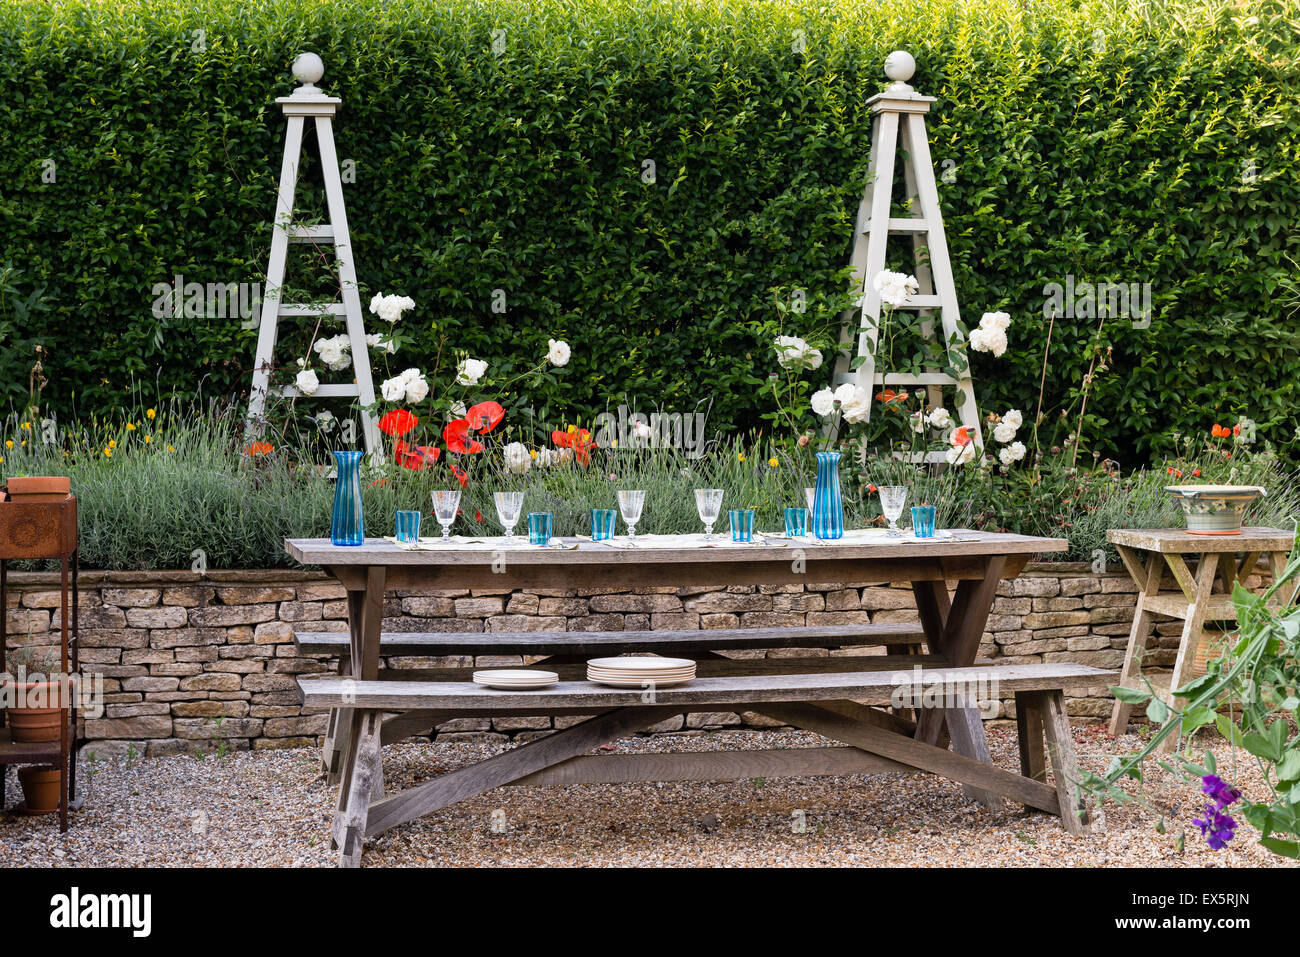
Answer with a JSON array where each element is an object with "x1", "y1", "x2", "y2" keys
[
  {"x1": 0, "y1": 494, "x2": 80, "y2": 829},
  {"x1": 1106, "y1": 526, "x2": 1293, "y2": 751}
]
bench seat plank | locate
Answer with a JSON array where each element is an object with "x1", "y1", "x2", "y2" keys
[
  {"x1": 299, "y1": 663, "x2": 1115, "y2": 710},
  {"x1": 295, "y1": 623, "x2": 927, "y2": 657}
]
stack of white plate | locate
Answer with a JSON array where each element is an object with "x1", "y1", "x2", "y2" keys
[
  {"x1": 472, "y1": 669, "x2": 558, "y2": 690},
  {"x1": 586, "y1": 656, "x2": 696, "y2": 688}
]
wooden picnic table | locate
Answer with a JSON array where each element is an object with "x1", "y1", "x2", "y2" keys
[
  {"x1": 1106, "y1": 526, "x2": 1294, "y2": 750},
  {"x1": 286, "y1": 531, "x2": 1111, "y2": 865}
]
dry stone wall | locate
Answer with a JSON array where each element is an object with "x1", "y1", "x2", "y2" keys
[{"x1": 1, "y1": 564, "x2": 1181, "y2": 757}]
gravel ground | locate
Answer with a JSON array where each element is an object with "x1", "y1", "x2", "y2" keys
[{"x1": 0, "y1": 725, "x2": 1293, "y2": 867}]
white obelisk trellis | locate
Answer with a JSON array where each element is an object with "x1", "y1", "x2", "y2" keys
[
  {"x1": 247, "y1": 53, "x2": 380, "y2": 455},
  {"x1": 833, "y1": 51, "x2": 983, "y2": 459}
]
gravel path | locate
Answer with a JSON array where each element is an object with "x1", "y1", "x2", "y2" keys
[{"x1": 0, "y1": 726, "x2": 1293, "y2": 867}]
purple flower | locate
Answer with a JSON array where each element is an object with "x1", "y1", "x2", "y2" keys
[
  {"x1": 1201, "y1": 774, "x2": 1242, "y2": 809},
  {"x1": 1193, "y1": 804, "x2": 1237, "y2": 850}
]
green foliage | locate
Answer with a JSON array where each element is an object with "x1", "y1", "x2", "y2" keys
[{"x1": 0, "y1": 0, "x2": 1297, "y2": 462}]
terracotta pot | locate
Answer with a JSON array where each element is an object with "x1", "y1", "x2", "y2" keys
[
  {"x1": 3, "y1": 680, "x2": 64, "y2": 743},
  {"x1": 17, "y1": 766, "x2": 61, "y2": 815},
  {"x1": 4, "y1": 475, "x2": 71, "y2": 504}
]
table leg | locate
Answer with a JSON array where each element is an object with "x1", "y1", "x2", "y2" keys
[
  {"x1": 1108, "y1": 550, "x2": 1164, "y2": 735},
  {"x1": 325, "y1": 568, "x2": 386, "y2": 789},
  {"x1": 1157, "y1": 553, "x2": 1217, "y2": 754},
  {"x1": 331, "y1": 709, "x2": 383, "y2": 868}
]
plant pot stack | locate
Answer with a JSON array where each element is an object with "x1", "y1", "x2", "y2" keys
[{"x1": 0, "y1": 476, "x2": 81, "y2": 824}]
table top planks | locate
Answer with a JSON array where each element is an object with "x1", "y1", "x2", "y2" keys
[
  {"x1": 1107, "y1": 527, "x2": 1294, "y2": 554},
  {"x1": 286, "y1": 531, "x2": 1067, "y2": 567}
]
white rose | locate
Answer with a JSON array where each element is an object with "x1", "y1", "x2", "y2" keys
[
  {"x1": 503, "y1": 442, "x2": 531, "y2": 474},
  {"x1": 449, "y1": 401, "x2": 467, "y2": 420},
  {"x1": 998, "y1": 446, "x2": 1016, "y2": 467},
  {"x1": 313, "y1": 410, "x2": 336, "y2": 431},
  {"x1": 295, "y1": 369, "x2": 320, "y2": 396},
  {"x1": 872, "y1": 270, "x2": 919, "y2": 308},
  {"x1": 993, "y1": 422, "x2": 1018, "y2": 443},
  {"x1": 980, "y1": 311, "x2": 1011, "y2": 331},
  {"x1": 839, "y1": 387, "x2": 872, "y2": 424},
  {"x1": 833, "y1": 383, "x2": 858, "y2": 405},
  {"x1": 1009, "y1": 440, "x2": 1026, "y2": 461},
  {"x1": 370, "y1": 293, "x2": 415, "y2": 323},
  {"x1": 404, "y1": 373, "x2": 430, "y2": 404},
  {"x1": 456, "y1": 357, "x2": 488, "y2": 386},
  {"x1": 1002, "y1": 408, "x2": 1023, "y2": 430},
  {"x1": 774, "y1": 335, "x2": 822, "y2": 370},
  {"x1": 547, "y1": 339, "x2": 571, "y2": 367},
  {"x1": 945, "y1": 442, "x2": 976, "y2": 466},
  {"x1": 927, "y1": 407, "x2": 951, "y2": 430},
  {"x1": 969, "y1": 327, "x2": 1007, "y2": 357},
  {"x1": 366, "y1": 333, "x2": 397, "y2": 354},
  {"x1": 810, "y1": 388, "x2": 836, "y2": 417},
  {"x1": 380, "y1": 374, "x2": 407, "y2": 402}
]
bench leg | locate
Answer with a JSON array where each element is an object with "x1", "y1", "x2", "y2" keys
[
  {"x1": 1015, "y1": 691, "x2": 1047, "y2": 783},
  {"x1": 331, "y1": 709, "x2": 383, "y2": 868},
  {"x1": 944, "y1": 700, "x2": 1000, "y2": 811},
  {"x1": 1021, "y1": 690, "x2": 1102, "y2": 835}
]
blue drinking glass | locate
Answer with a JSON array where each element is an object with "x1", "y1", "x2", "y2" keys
[
  {"x1": 729, "y1": 508, "x2": 756, "y2": 542},
  {"x1": 527, "y1": 512, "x2": 554, "y2": 545},
  {"x1": 590, "y1": 508, "x2": 617, "y2": 541},
  {"x1": 394, "y1": 510, "x2": 422, "y2": 544},
  {"x1": 784, "y1": 507, "x2": 808, "y2": 538},
  {"x1": 911, "y1": 505, "x2": 937, "y2": 538}
]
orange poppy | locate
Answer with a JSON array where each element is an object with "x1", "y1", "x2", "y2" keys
[
  {"x1": 244, "y1": 441, "x2": 273, "y2": 456},
  {"x1": 875, "y1": 389, "x2": 905, "y2": 404},
  {"x1": 553, "y1": 428, "x2": 598, "y2": 466},
  {"x1": 949, "y1": 427, "x2": 974, "y2": 447}
]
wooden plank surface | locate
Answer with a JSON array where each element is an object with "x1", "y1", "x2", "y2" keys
[
  {"x1": 288, "y1": 532, "x2": 1066, "y2": 566},
  {"x1": 1107, "y1": 527, "x2": 1293, "y2": 554},
  {"x1": 509, "y1": 746, "x2": 914, "y2": 786},
  {"x1": 295, "y1": 622, "x2": 927, "y2": 657},
  {"x1": 299, "y1": 663, "x2": 1117, "y2": 710}
]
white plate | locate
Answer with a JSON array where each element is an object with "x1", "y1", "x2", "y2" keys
[
  {"x1": 586, "y1": 674, "x2": 694, "y2": 688},
  {"x1": 586, "y1": 669, "x2": 695, "y2": 679},
  {"x1": 472, "y1": 669, "x2": 558, "y2": 690},
  {"x1": 586, "y1": 656, "x2": 695, "y2": 671}
]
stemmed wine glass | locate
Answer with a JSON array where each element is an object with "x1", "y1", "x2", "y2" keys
[
  {"x1": 617, "y1": 489, "x2": 646, "y2": 541},
  {"x1": 494, "y1": 491, "x2": 525, "y2": 543},
  {"x1": 804, "y1": 487, "x2": 816, "y2": 512},
  {"x1": 431, "y1": 489, "x2": 461, "y2": 541},
  {"x1": 694, "y1": 488, "x2": 724, "y2": 541},
  {"x1": 878, "y1": 485, "x2": 908, "y2": 538}
]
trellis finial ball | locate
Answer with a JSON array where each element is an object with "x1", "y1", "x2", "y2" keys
[
  {"x1": 293, "y1": 52, "x2": 325, "y2": 85},
  {"x1": 884, "y1": 50, "x2": 916, "y2": 83}
]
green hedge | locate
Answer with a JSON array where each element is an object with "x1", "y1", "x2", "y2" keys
[{"x1": 1, "y1": 0, "x2": 1297, "y2": 462}]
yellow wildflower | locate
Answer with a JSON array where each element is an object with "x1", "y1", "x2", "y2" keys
[
  {"x1": 4, "y1": 440, "x2": 11, "y2": 449},
  {"x1": 768, "y1": 457, "x2": 779, "y2": 468},
  {"x1": 125, "y1": 422, "x2": 137, "y2": 431},
  {"x1": 146, "y1": 408, "x2": 156, "y2": 420},
  {"x1": 737, "y1": 452, "x2": 746, "y2": 462},
  {"x1": 167, "y1": 444, "x2": 175, "y2": 452},
  {"x1": 104, "y1": 448, "x2": 113, "y2": 458},
  {"x1": 108, "y1": 439, "x2": 117, "y2": 449},
  {"x1": 144, "y1": 434, "x2": 153, "y2": 444},
  {"x1": 20, "y1": 421, "x2": 30, "y2": 431},
  {"x1": 529, "y1": 449, "x2": 538, "y2": 460}
]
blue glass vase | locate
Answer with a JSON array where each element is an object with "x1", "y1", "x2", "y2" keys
[
  {"x1": 330, "y1": 450, "x2": 365, "y2": 546},
  {"x1": 811, "y1": 450, "x2": 844, "y2": 540}
]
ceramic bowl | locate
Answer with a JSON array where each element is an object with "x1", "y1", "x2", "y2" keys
[{"x1": 1164, "y1": 485, "x2": 1265, "y2": 535}]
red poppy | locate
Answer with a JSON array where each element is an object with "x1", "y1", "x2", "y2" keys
[
  {"x1": 949, "y1": 426, "x2": 974, "y2": 447},
  {"x1": 1211, "y1": 424, "x2": 1226, "y2": 438},
  {"x1": 1232, "y1": 424, "x2": 1241, "y2": 436},
  {"x1": 377, "y1": 408, "x2": 418, "y2": 437},
  {"x1": 244, "y1": 441, "x2": 273, "y2": 456},
  {"x1": 553, "y1": 428, "x2": 598, "y2": 466},
  {"x1": 449, "y1": 463, "x2": 469, "y2": 489},
  {"x1": 394, "y1": 440, "x2": 441, "y2": 471},
  {"x1": 465, "y1": 401, "x2": 505, "y2": 435},
  {"x1": 443, "y1": 419, "x2": 484, "y2": 454}
]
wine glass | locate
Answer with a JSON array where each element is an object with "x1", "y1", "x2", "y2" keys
[
  {"x1": 494, "y1": 491, "x2": 525, "y2": 543},
  {"x1": 694, "y1": 488, "x2": 724, "y2": 540},
  {"x1": 804, "y1": 487, "x2": 816, "y2": 512},
  {"x1": 878, "y1": 485, "x2": 907, "y2": 537},
  {"x1": 431, "y1": 489, "x2": 461, "y2": 541},
  {"x1": 617, "y1": 489, "x2": 646, "y2": 540}
]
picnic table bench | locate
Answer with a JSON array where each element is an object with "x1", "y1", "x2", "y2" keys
[{"x1": 287, "y1": 532, "x2": 1112, "y2": 866}]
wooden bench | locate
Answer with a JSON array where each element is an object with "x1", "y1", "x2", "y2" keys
[
  {"x1": 297, "y1": 623, "x2": 934, "y2": 778},
  {"x1": 299, "y1": 661, "x2": 1113, "y2": 866}
]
